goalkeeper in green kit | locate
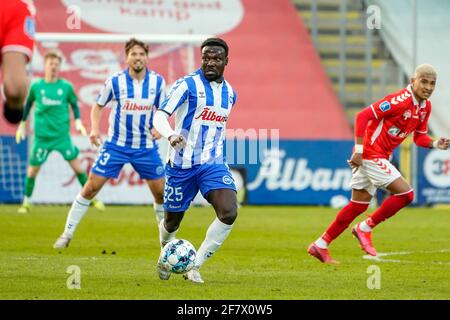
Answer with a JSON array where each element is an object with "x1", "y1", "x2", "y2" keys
[{"x1": 16, "y1": 50, "x2": 105, "y2": 213}]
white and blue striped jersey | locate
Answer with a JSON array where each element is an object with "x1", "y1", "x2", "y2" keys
[
  {"x1": 96, "y1": 68, "x2": 166, "y2": 149},
  {"x1": 159, "y1": 68, "x2": 237, "y2": 169}
]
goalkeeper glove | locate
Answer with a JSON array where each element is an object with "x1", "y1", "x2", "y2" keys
[
  {"x1": 75, "y1": 119, "x2": 87, "y2": 136},
  {"x1": 15, "y1": 121, "x2": 26, "y2": 144}
]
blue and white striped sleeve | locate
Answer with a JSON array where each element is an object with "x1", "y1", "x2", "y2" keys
[
  {"x1": 96, "y1": 77, "x2": 114, "y2": 107},
  {"x1": 159, "y1": 80, "x2": 189, "y2": 115},
  {"x1": 232, "y1": 89, "x2": 237, "y2": 106},
  {"x1": 157, "y1": 77, "x2": 167, "y2": 108}
]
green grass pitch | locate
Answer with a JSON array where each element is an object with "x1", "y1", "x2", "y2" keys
[{"x1": 0, "y1": 204, "x2": 449, "y2": 299}]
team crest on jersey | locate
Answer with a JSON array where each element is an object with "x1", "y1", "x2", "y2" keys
[
  {"x1": 388, "y1": 126, "x2": 401, "y2": 136},
  {"x1": 24, "y1": 16, "x2": 35, "y2": 40},
  {"x1": 420, "y1": 111, "x2": 427, "y2": 122},
  {"x1": 57, "y1": 89, "x2": 63, "y2": 96},
  {"x1": 222, "y1": 175, "x2": 233, "y2": 185},
  {"x1": 402, "y1": 109, "x2": 412, "y2": 120},
  {"x1": 156, "y1": 166, "x2": 164, "y2": 176},
  {"x1": 379, "y1": 101, "x2": 391, "y2": 112}
]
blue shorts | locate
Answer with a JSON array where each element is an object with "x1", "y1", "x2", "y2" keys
[
  {"x1": 91, "y1": 142, "x2": 164, "y2": 180},
  {"x1": 164, "y1": 163, "x2": 236, "y2": 212}
]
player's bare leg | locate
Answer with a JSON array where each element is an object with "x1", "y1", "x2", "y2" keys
[
  {"x1": 145, "y1": 177, "x2": 165, "y2": 224},
  {"x1": 18, "y1": 165, "x2": 40, "y2": 214},
  {"x1": 156, "y1": 211, "x2": 184, "y2": 280},
  {"x1": 308, "y1": 188, "x2": 372, "y2": 263},
  {"x1": 184, "y1": 189, "x2": 237, "y2": 283},
  {"x1": 53, "y1": 173, "x2": 108, "y2": 249},
  {"x1": 68, "y1": 158, "x2": 105, "y2": 211},
  {"x1": 353, "y1": 177, "x2": 414, "y2": 255},
  {"x1": 2, "y1": 52, "x2": 29, "y2": 123}
]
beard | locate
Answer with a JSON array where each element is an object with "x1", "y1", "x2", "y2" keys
[
  {"x1": 204, "y1": 73, "x2": 220, "y2": 81},
  {"x1": 203, "y1": 68, "x2": 223, "y2": 81},
  {"x1": 132, "y1": 64, "x2": 144, "y2": 73}
]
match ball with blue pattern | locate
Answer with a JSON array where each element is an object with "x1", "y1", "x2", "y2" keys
[{"x1": 161, "y1": 239, "x2": 196, "y2": 274}]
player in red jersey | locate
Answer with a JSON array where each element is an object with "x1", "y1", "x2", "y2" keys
[
  {"x1": 308, "y1": 64, "x2": 450, "y2": 263},
  {"x1": 0, "y1": 0, "x2": 36, "y2": 123}
]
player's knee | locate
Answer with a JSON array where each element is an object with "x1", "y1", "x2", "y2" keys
[
  {"x1": 81, "y1": 183, "x2": 100, "y2": 200},
  {"x1": 218, "y1": 204, "x2": 238, "y2": 225},
  {"x1": 164, "y1": 215, "x2": 182, "y2": 232},
  {"x1": 154, "y1": 190, "x2": 164, "y2": 204},
  {"x1": 27, "y1": 166, "x2": 40, "y2": 178}
]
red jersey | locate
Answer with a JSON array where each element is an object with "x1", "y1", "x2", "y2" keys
[
  {"x1": 0, "y1": 0, "x2": 35, "y2": 63},
  {"x1": 363, "y1": 85, "x2": 431, "y2": 160}
]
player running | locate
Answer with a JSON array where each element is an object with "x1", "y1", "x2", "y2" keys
[
  {"x1": 1, "y1": 0, "x2": 36, "y2": 123},
  {"x1": 16, "y1": 50, "x2": 104, "y2": 214},
  {"x1": 153, "y1": 38, "x2": 238, "y2": 283},
  {"x1": 308, "y1": 64, "x2": 450, "y2": 263},
  {"x1": 53, "y1": 38, "x2": 166, "y2": 249}
]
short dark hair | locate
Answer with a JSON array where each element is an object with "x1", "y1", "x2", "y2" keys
[
  {"x1": 201, "y1": 38, "x2": 228, "y2": 57},
  {"x1": 125, "y1": 38, "x2": 149, "y2": 56}
]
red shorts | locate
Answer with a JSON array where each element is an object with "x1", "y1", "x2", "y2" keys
[{"x1": 0, "y1": 0, "x2": 36, "y2": 63}]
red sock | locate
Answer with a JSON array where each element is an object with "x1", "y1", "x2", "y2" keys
[
  {"x1": 367, "y1": 190, "x2": 414, "y2": 228},
  {"x1": 322, "y1": 201, "x2": 369, "y2": 244}
]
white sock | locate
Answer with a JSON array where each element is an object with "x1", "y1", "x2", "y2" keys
[
  {"x1": 359, "y1": 220, "x2": 373, "y2": 232},
  {"x1": 159, "y1": 219, "x2": 177, "y2": 248},
  {"x1": 63, "y1": 194, "x2": 91, "y2": 237},
  {"x1": 314, "y1": 237, "x2": 328, "y2": 249},
  {"x1": 194, "y1": 218, "x2": 233, "y2": 269},
  {"x1": 153, "y1": 202, "x2": 164, "y2": 224},
  {"x1": 23, "y1": 196, "x2": 30, "y2": 205}
]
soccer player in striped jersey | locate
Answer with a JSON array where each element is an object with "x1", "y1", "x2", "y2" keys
[
  {"x1": 308, "y1": 64, "x2": 450, "y2": 263},
  {"x1": 153, "y1": 38, "x2": 238, "y2": 283},
  {"x1": 53, "y1": 38, "x2": 166, "y2": 249}
]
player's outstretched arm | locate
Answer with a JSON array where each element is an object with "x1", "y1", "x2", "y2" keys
[
  {"x1": 90, "y1": 103, "x2": 103, "y2": 147},
  {"x1": 68, "y1": 88, "x2": 87, "y2": 136},
  {"x1": 433, "y1": 137, "x2": 450, "y2": 150},
  {"x1": 153, "y1": 110, "x2": 186, "y2": 150},
  {"x1": 414, "y1": 132, "x2": 449, "y2": 150}
]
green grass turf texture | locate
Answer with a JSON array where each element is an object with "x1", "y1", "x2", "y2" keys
[{"x1": 0, "y1": 205, "x2": 449, "y2": 300}]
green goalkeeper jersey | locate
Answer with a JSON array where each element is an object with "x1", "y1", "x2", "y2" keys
[{"x1": 24, "y1": 78, "x2": 80, "y2": 139}]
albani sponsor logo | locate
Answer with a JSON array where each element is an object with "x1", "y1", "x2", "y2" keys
[
  {"x1": 42, "y1": 97, "x2": 63, "y2": 106},
  {"x1": 195, "y1": 107, "x2": 228, "y2": 122},
  {"x1": 247, "y1": 149, "x2": 352, "y2": 191},
  {"x1": 122, "y1": 101, "x2": 152, "y2": 111}
]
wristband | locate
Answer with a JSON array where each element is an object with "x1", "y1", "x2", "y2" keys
[
  {"x1": 354, "y1": 144, "x2": 364, "y2": 153},
  {"x1": 432, "y1": 140, "x2": 439, "y2": 149}
]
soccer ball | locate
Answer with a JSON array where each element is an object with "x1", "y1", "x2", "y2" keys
[{"x1": 160, "y1": 239, "x2": 196, "y2": 274}]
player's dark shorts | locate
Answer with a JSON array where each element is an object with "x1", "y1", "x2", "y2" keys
[
  {"x1": 164, "y1": 162, "x2": 236, "y2": 212},
  {"x1": 29, "y1": 135, "x2": 79, "y2": 166},
  {"x1": 91, "y1": 142, "x2": 164, "y2": 180}
]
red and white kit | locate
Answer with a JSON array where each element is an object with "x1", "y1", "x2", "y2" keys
[{"x1": 351, "y1": 85, "x2": 432, "y2": 194}]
